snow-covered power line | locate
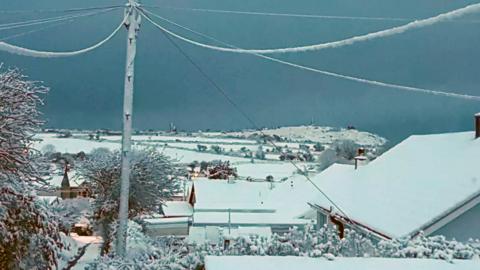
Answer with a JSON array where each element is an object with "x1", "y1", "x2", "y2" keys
[
  {"x1": 139, "y1": 8, "x2": 480, "y2": 102},
  {"x1": 140, "y1": 3, "x2": 480, "y2": 55},
  {"x1": 0, "y1": 14, "x2": 127, "y2": 58},
  {"x1": 0, "y1": 8, "x2": 119, "y2": 32}
]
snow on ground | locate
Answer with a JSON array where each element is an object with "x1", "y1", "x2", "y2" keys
[
  {"x1": 104, "y1": 134, "x2": 258, "y2": 145},
  {"x1": 70, "y1": 235, "x2": 103, "y2": 270},
  {"x1": 33, "y1": 135, "x2": 119, "y2": 153},
  {"x1": 224, "y1": 125, "x2": 387, "y2": 146},
  {"x1": 205, "y1": 256, "x2": 480, "y2": 270},
  {"x1": 159, "y1": 146, "x2": 250, "y2": 164}
]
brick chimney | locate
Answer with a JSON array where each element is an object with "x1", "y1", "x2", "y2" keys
[{"x1": 476, "y1": 113, "x2": 480, "y2": 139}]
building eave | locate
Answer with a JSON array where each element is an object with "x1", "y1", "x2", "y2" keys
[
  {"x1": 411, "y1": 189, "x2": 480, "y2": 238},
  {"x1": 308, "y1": 203, "x2": 392, "y2": 241}
]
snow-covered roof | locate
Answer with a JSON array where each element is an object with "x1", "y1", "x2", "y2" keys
[
  {"x1": 192, "y1": 178, "x2": 274, "y2": 209},
  {"x1": 305, "y1": 131, "x2": 480, "y2": 238},
  {"x1": 205, "y1": 256, "x2": 480, "y2": 270},
  {"x1": 193, "y1": 212, "x2": 311, "y2": 227},
  {"x1": 143, "y1": 217, "x2": 189, "y2": 225},
  {"x1": 45, "y1": 170, "x2": 86, "y2": 188},
  {"x1": 162, "y1": 201, "x2": 193, "y2": 217}
]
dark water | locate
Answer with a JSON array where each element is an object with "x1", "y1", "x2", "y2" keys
[{"x1": 1, "y1": 0, "x2": 480, "y2": 143}]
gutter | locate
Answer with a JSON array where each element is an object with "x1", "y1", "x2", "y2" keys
[
  {"x1": 411, "y1": 189, "x2": 480, "y2": 238},
  {"x1": 309, "y1": 203, "x2": 392, "y2": 240}
]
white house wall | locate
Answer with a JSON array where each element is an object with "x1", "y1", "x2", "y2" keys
[{"x1": 432, "y1": 203, "x2": 480, "y2": 242}]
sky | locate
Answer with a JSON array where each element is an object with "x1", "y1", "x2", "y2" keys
[{"x1": 1, "y1": 0, "x2": 480, "y2": 143}]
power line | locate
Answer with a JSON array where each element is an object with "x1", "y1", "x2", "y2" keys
[
  {"x1": 0, "y1": 8, "x2": 120, "y2": 32},
  {"x1": 138, "y1": 3, "x2": 480, "y2": 55},
  {"x1": 0, "y1": 8, "x2": 112, "y2": 42},
  {"x1": 0, "y1": 14, "x2": 127, "y2": 58},
  {"x1": 145, "y1": 5, "x2": 480, "y2": 23},
  {"x1": 139, "y1": 7, "x2": 356, "y2": 225},
  {"x1": 1, "y1": 21, "x2": 71, "y2": 42},
  {"x1": 0, "y1": 5, "x2": 124, "y2": 14},
  {"x1": 140, "y1": 8, "x2": 480, "y2": 102},
  {"x1": 143, "y1": 5, "x2": 411, "y2": 21}
]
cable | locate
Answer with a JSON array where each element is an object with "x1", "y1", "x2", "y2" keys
[
  {"x1": 140, "y1": 8, "x2": 480, "y2": 102},
  {"x1": 0, "y1": 8, "x2": 114, "y2": 41},
  {"x1": 0, "y1": 5, "x2": 124, "y2": 14},
  {"x1": 0, "y1": 7, "x2": 120, "y2": 32},
  {"x1": 139, "y1": 3, "x2": 480, "y2": 55},
  {"x1": 0, "y1": 14, "x2": 127, "y2": 58},
  {"x1": 144, "y1": 5, "x2": 480, "y2": 24},
  {"x1": 0, "y1": 21, "x2": 71, "y2": 42},
  {"x1": 140, "y1": 6, "x2": 418, "y2": 22},
  {"x1": 139, "y1": 7, "x2": 356, "y2": 224}
]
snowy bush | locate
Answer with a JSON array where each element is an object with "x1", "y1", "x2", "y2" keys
[
  {"x1": 255, "y1": 146, "x2": 266, "y2": 160},
  {"x1": 196, "y1": 144, "x2": 207, "y2": 152},
  {"x1": 377, "y1": 233, "x2": 479, "y2": 261},
  {"x1": 210, "y1": 145, "x2": 223, "y2": 154},
  {"x1": 88, "y1": 222, "x2": 480, "y2": 269},
  {"x1": 333, "y1": 139, "x2": 359, "y2": 160},
  {"x1": 79, "y1": 147, "x2": 184, "y2": 254},
  {"x1": 41, "y1": 144, "x2": 57, "y2": 154},
  {"x1": 50, "y1": 198, "x2": 92, "y2": 232},
  {"x1": 313, "y1": 142, "x2": 325, "y2": 152},
  {"x1": 0, "y1": 185, "x2": 69, "y2": 269}
]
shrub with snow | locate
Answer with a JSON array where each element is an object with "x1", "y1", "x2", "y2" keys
[{"x1": 79, "y1": 147, "x2": 184, "y2": 255}]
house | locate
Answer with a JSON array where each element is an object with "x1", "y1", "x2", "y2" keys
[
  {"x1": 141, "y1": 201, "x2": 193, "y2": 237},
  {"x1": 187, "y1": 178, "x2": 311, "y2": 236},
  {"x1": 203, "y1": 256, "x2": 480, "y2": 270},
  {"x1": 302, "y1": 114, "x2": 480, "y2": 241}
]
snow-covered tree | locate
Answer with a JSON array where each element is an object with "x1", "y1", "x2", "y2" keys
[
  {"x1": 41, "y1": 144, "x2": 57, "y2": 154},
  {"x1": 255, "y1": 146, "x2": 266, "y2": 160},
  {"x1": 0, "y1": 68, "x2": 47, "y2": 182},
  {"x1": 79, "y1": 147, "x2": 184, "y2": 254},
  {"x1": 333, "y1": 139, "x2": 359, "y2": 160},
  {"x1": 0, "y1": 68, "x2": 68, "y2": 269}
]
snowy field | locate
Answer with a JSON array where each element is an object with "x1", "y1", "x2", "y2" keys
[
  {"x1": 223, "y1": 126, "x2": 387, "y2": 146},
  {"x1": 33, "y1": 126, "x2": 385, "y2": 180}
]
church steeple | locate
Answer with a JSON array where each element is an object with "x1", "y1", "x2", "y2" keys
[{"x1": 61, "y1": 163, "x2": 70, "y2": 189}]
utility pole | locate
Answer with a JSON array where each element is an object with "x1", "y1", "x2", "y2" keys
[{"x1": 116, "y1": 0, "x2": 140, "y2": 257}]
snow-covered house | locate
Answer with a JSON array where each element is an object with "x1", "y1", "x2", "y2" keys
[
  {"x1": 305, "y1": 128, "x2": 480, "y2": 241},
  {"x1": 188, "y1": 179, "x2": 311, "y2": 236}
]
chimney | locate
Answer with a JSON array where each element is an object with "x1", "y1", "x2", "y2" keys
[
  {"x1": 476, "y1": 113, "x2": 480, "y2": 139},
  {"x1": 354, "y1": 147, "x2": 367, "y2": 170}
]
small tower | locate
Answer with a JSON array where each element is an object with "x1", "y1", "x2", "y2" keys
[{"x1": 60, "y1": 164, "x2": 71, "y2": 199}]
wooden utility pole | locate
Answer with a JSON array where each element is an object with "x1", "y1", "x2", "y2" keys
[{"x1": 116, "y1": 0, "x2": 140, "y2": 257}]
